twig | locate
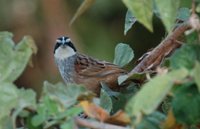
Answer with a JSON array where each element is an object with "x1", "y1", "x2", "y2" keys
[
  {"x1": 129, "y1": 21, "x2": 191, "y2": 75},
  {"x1": 74, "y1": 117, "x2": 131, "y2": 129},
  {"x1": 192, "y1": 0, "x2": 196, "y2": 15}
]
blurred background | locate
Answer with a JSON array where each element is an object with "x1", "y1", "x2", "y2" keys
[{"x1": 0, "y1": 0, "x2": 165, "y2": 93}]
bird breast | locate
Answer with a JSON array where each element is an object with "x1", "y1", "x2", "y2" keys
[{"x1": 55, "y1": 55, "x2": 77, "y2": 83}]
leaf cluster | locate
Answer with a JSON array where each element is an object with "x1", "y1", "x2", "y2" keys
[{"x1": 1, "y1": 0, "x2": 200, "y2": 129}]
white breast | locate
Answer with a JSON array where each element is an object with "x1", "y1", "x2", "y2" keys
[{"x1": 54, "y1": 46, "x2": 76, "y2": 60}]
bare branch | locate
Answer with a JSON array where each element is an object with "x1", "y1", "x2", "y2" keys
[
  {"x1": 74, "y1": 117, "x2": 131, "y2": 129},
  {"x1": 129, "y1": 21, "x2": 192, "y2": 76},
  {"x1": 192, "y1": 0, "x2": 196, "y2": 15}
]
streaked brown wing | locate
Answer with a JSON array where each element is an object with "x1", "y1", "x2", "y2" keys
[{"x1": 75, "y1": 53, "x2": 127, "y2": 77}]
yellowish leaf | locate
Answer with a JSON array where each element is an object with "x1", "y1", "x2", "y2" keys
[
  {"x1": 80, "y1": 101, "x2": 131, "y2": 126},
  {"x1": 70, "y1": 0, "x2": 95, "y2": 25},
  {"x1": 162, "y1": 109, "x2": 181, "y2": 129},
  {"x1": 105, "y1": 110, "x2": 131, "y2": 126},
  {"x1": 79, "y1": 100, "x2": 109, "y2": 121}
]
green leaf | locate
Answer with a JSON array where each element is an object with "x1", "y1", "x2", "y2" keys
[
  {"x1": 118, "y1": 75, "x2": 129, "y2": 85},
  {"x1": 31, "y1": 81, "x2": 86, "y2": 127},
  {"x1": 124, "y1": 10, "x2": 137, "y2": 35},
  {"x1": 126, "y1": 68, "x2": 188, "y2": 117},
  {"x1": 176, "y1": 7, "x2": 190, "y2": 21},
  {"x1": 0, "y1": 82, "x2": 36, "y2": 118},
  {"x1": 0, "y1": 32, "x2": 36, "y2": 82},
  {"x1": 135, "y1": 111, "x2": 166, "y2": 129},
  {"x1": 11, "y1": 88, "x2": 36, "y2": 126},
  {"x1": 193, "y1": 61, "x2": 200, "y2": 92},
  {"x1": 0, "y1": 82, "x2": 36, "y2": 129},
  {"x1": 31, "y1": 95, "x2": 60, "y2": 127},
  {"x1": 31, "y1": 112, "x2": 46, "y2": 127},
  {"x1": 154, "y1": 0, "x2": 180, "y2": 32},
  {"x1": 0, "y1": 117, "x2": 13, "y2": 129},
  {"x1": 161, "y1": 96, "x2": 172, "y2": 114},
  {"x1": 100, "y1": 88, "x2": 112, "y2": 113},
  {"x1": 118, "y1": 72, "x2": 146, "y2": 85},
  {"x1": 186, "y1": 31, "x2": 199, "y2": 44},
  {"x1": 113, "y1": 43, "x2": 134, "y2": 67},
  {"x1": 122, "y1": 0, "x2": 153, "y2": 31},
  {"x1": 44, "y1": 107, "x2": 82, "y2": 129},
  {"x1": 100, "y1": 82, "x2": 120, "y2": 97},
  {"x1": 180, "y1": 0, "x2": 192, "y2": 8},
  {"x1": 60, "y1": 119, "x2": 74, "y2": 129},
  {"x1": 196, "y1": 2, "x2": 200, "y2": 13},
  {"x1": 32, "y1": 91, "x2": 82, "y2": 127},
  {"x1": 57, "y1": 107, "x2": 82, "y2": 119},
  {"x1": 170, "y1": 44, "x2": 200, "y2": 70},
  {"x1": 101, "y1": 82, "x2": 129, "y2": 114},
  {"x1": 120, "y1": 82, "x2": 139, "y2": 98},
  {"x1": 43, "y1": 81, "x2": 86, "y2": 108},
  {"x1": 0, "y1": 83, "x2": 18, "y2": 120},
  {"x1": 172, "y1": 83, "x2": 200, "y2": 125}
]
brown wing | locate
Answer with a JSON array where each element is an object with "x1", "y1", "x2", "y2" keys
[
  {"x1": 74, "y1": 53, "x2": 128, "y2": 95},
  {"x1": 74, "y1": 53, "x2": 127, "y2": 77}
]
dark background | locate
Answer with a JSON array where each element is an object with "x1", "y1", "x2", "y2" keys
[{"x1": 0, "y1": 0, "x2": 165, "y2": 93}]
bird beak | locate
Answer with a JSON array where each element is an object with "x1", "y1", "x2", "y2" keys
[{"x1": 61, "y1": 43, "x2": 67, "y2": 48}]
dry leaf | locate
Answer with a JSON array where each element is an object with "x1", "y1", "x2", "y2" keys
[
  {"x1": 79, "y1": 100, "x2": 109, "y2": 121},
  {"x1": 79, "y1": 101, "x2": 131, "y2": 126},
  {"x1": 162, "y1": 109, "x2": 182, "y2": 129},
  {"x1": 105, "y1": 110, "x2": 131, "y2": 126},
  {"x1": 26, "y1": 36, "x2": 37, "y2": 67},
  {"x1": 70, "y1": 0, "x2": 95, "y2": 25},
  {"x1": 156, "y1": 67, "x2": 168, "y2": 75}
]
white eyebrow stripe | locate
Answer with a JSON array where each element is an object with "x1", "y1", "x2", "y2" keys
[
  {"x1": 56, "y1": 39, "x2": 62, "y2": 43},
  {"x1": 66, "y1": 38, "x2": 71, "y2": 42}
]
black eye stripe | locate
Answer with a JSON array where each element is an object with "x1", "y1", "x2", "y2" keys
[
  {"x1": 54, "y1": 42, "x2": 61, "y2": 53},
  {"x1": 68, "y1": 42, "x2": 77, "y2": 52}
]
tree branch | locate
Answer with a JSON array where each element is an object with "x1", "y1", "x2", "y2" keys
[
  {"x1": 192, "y1": 0, "x2": 196, "y2": 15},
  {"x1": 129, "y1": 21, "x2": 192, "y2": 76},
  {"x1": 74, "y1": 117, "x2": 131, "y2": 129}
]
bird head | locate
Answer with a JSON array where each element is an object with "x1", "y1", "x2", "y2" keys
[{"x1": 54, "y1": 36, "x2": 77, "y2": 60}]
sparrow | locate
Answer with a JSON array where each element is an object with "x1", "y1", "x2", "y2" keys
[{"x1": 54, "y1": 36, "x2": 128, "y2": 95}]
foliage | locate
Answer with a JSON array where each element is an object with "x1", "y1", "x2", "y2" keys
[
  {"x1": 0, "y1": 32, "x2": 36, "y2": 82},
  {"x1": 172, "y1": 82, "x2": 200, "y2": 125},
  {"x1": 113, "y1": 43, "x2": 134, "y2": 67},
  {"x1": 122, "y1": 0, "x2": 191, "y2": 32},
  {"x1": 1, "y1": 0, "x2": 200, "y2": 129},
  {"x1": 0, "y1": 32, "x2": 37, "y2": 129},
  {"x1": 123, "y1": 0, "x2": 153, "y2": 31},
  {"x1": 124, "y1": 10, "x2": 137, "y2": 35},
  {"x1": 126, "y1": 68, "x2": 188, "y2": 117}
]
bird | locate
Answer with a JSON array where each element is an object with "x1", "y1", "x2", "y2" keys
[{"x1": 54, "y1": 36, "x2": 128, "y2": 95}]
